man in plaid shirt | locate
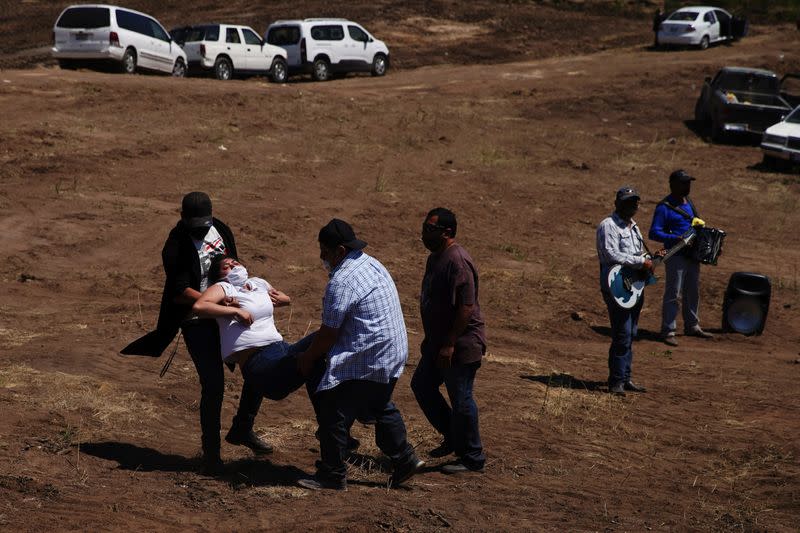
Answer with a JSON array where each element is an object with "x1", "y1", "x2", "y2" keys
[{"x1": 297, "y1": 219, "x2": 424, "y2": 490}]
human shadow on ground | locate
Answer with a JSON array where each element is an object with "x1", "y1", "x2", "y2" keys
[
  {"x1": 521, "y1": 373, "x2": 606, "y2": 392},
  {"x1": 590, "y1": 325, "x2": 663, "y2": 342},
  {"x1": 79, "y1": 441, "x2": 306, "y2": 486}
]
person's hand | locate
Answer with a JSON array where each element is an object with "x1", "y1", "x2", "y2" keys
[
  {"x1": 269, "y1": 289, "x2": 290, "y2": 306},
  {"x1": 232, "y1": 308, "x2": 253, "y2": 326},
  {"x1": 437, "y1": 345, "x2": 454, "y2": 369},
  {"x1": 223, "y1": 296, "x2": 240, "y2": 307},
  {"x1": 654, "y1": 248, "x2": 667, "y2": 258},
  {"x1": 297, "y1": 351, "x2": 315, "y2": 377},
  {"x1": 643, "y1": 258, "x2": 654, "y2": 271}
]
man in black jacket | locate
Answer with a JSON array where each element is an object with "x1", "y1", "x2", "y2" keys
[{"x1": 123, "y1": 192, "x2": 270, "y2": 473}]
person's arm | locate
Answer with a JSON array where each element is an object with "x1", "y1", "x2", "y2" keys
[
  {"x1": 192, "y1": 284, "x2": 252, "y2": 325},
  {"x1": 269, "y1": 288, "x2": 291, "y2": 307},
  {"x1": 438, "y1": 297, "x2": 473, "y2": 369},
  {"x1": 649, "y1": 204, "x2": 680, "y2": 248},
  {"x1": 297, "y1": 324, "x2": 339, "y2": 376}
]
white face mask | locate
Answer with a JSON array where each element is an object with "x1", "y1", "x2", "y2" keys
[
  {"x1": 225, "y1": 265, "x2": 248, "y2": 286},
  {"x1": 321, "y1": 259, "x2": 332, "y2": 272}
]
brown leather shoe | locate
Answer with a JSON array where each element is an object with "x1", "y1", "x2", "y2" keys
[{"x1": 662, "y1": 333, "x2": 679, "y2": 347}]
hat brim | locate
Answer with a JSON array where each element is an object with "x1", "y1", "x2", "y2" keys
[
  {"x1": 343, "y1": 238, "x2": 368, "y2": 250},
  {"x1": 617, "y1": 194, "x2": 640, "y2": 201},
  {"x1": 186, "y1": 215, "x2": 213, "y2": 229}
]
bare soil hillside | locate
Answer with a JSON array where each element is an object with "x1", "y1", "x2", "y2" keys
[{"x1": 1, "y1": 1, "x2": 799, "y2": 531}]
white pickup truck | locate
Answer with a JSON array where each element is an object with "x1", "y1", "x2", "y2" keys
[{"x1": 181, "y1": 24, "x2": 288, "y2": 82}]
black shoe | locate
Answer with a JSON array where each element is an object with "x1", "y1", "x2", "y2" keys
[
  {"x1": 608, "y1": 383, "x2": 626, "y2": 396},
  {"x1": 624, "y1": 381, "x2": 647, "y2": 393},
  {"x1": 297, "y1": 475, "x2": 347, "y2": 491},
  {"x1": 428, "y1": 442, "x2": 454, "y2": 458},
  {"x1": 200, "y1": 456, "x2": 225, "y2": 476},
  {"x1": 389, "y1": 455, "x2": 425, "y2": 488},
  {"x1": 441, "y1": 461, "x2": 484, "y2": 475},
  {"x1": 225, "y1": 429, "x2": 274, "y2": 455}
]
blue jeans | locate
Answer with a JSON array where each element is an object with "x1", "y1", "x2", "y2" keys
[
  {"x1": 411, "y1": 355, "x2": 485, "y2": 469},
  {"x1": 183, "y1": 319, "x2": 263, "y2": 459},
  {"x1": 602, "y1": 290, "x2": 643, "y2": 387},
  {"x1": 239, "y1": 334, "x2": 317, "y2": 401},
  {"x1": 314, "y1": 378, "x2": 415, "y2": 483}
]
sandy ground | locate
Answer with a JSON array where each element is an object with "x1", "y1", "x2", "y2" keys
[{"x1": 1, "y1": 1, "x2": 799, "y2": 531}]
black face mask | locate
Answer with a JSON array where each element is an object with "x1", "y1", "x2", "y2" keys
[{"x1": 188, "y1": 226, "x2": 210, "y2": 240}]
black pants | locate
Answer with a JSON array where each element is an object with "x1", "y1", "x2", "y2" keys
[
  {"x1": 313, "y1": 378, "x2": 414, "y2": 483},
  {"x1": 183, "y1": 319, "x2": 263, "y2": 459}
]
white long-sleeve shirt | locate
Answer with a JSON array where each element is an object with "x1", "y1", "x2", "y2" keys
[{"x1": 596, "y1": 212, "x2": 646, "y2": 291}]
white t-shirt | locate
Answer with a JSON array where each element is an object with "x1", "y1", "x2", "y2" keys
[
  {"x1": 215, "y1": 277, "x2": 283, "y2": 361},
  {"x1": 193, "y1": 226, "x2": 227, "y2": 291}
]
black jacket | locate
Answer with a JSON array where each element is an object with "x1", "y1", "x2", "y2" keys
[{"x1": 120, "y1": 218, "x2": 237, "y2": 356}]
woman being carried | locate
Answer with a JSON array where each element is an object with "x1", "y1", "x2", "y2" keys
[{"x1": 192, "y1": 255, "x2": 315, "y2": 401}]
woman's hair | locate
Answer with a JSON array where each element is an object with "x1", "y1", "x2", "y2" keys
[{"x1": 208, "y1": 254, "x2": 230, "y2": 285}]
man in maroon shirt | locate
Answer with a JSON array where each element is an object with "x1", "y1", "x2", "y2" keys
[{"x1": 411, "y1": 207, "x2": 486, "y2": 474}]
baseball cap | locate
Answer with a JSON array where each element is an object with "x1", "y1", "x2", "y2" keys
[
  {"x1": 181, "y1": 191, "x2": 213, "y2": 229},
  {"x1": 318, "y1": 218, "x2": 367, "y2": 250},
  {"x1": 616, "y1": 186, "x2": 640, "y2": 201},
  {"x1": 669, "y1": 169, "x2": 696, "y2": 183}
]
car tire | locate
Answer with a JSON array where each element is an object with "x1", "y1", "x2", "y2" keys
[
  {"x1": 711, "y1": 119, "x2": 725, "y2": 143},
  {"x1": 371, "y1": 53, "x2": 387, "y2": 77},
  {"x1": 172, "y1": 58, "x2": 187, "y2": 78},
  {"x1": 58, "y1": 59, "x2": 79, "y2": 70},
  {"x1": 122, "y1": 48, "x2": 137, "y2": 74},
  {"x1": 270, "y1": 58, "x2": 288, "y2": 83},
  {"x1": 698, "y1": 36, "x2": 710, "y2": 50},
  {"x1": 694, "y1": 98, "x2": 708, "y2": 124},
  {"x1": 215, "y1": 57, "x2": 233, "y2": 81},
  {"x1": 312, "y1": 58, "x2": 330, "y2": 82}
]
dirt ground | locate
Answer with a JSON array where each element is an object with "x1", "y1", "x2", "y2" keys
[{"x1": 1, "y1": 1, "x2": 799, "y2": 531}]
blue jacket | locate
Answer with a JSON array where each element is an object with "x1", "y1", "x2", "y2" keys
[{"x1": 649, "y1": 195, "x2": 697, "y2": 249}]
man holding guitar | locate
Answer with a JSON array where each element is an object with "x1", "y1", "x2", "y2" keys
[{"x1": 596, "y1": 187, "x2": 663, "y2": 396}]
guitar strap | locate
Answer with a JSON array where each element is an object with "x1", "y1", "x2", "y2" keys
[
  {"x1": 632, "y1": 222, "x2": 652, "y2": 257},
  {"x1": 659, "y1": 197, "x2": 700, "y2": 221}
]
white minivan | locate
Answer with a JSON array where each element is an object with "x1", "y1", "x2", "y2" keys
[
  {"x1": 264, "y1": 19, "x2": 389, "y2": 81},
  {"x1": 52, "y1": 4, "x2": 188, "y2": 76}
]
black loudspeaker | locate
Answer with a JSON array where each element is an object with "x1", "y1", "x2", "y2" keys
[{"x1": 722, "y1": 272, "x2": 771, "y2": 335}]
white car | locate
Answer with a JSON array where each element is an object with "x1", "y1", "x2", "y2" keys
[
  {"x1": 180, "y1": 24, "x2": 288, "y2": 82},
  {"x1": 761, "y1": 106, "x2": 800, "y2": 166},
  {"x1": 264, "y1": 18, "x2": 389, "y2": 81},
  {"x1": 52, "y1": 4, "x2": 187, "y2": 76},
  {"x1": 657, "y1": 6, "x2": 746, "y2": 50}
]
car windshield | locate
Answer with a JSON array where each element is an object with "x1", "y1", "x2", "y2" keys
[
  {"x1": 785, "y1": 107, "x2": 800, "y2": 124},
  {"x1": 56, "y1": 7, "x2": 110, "y2": 28},
  {"x1": 185, "y1": 25, "x2": 220, "y2": 42},
  {"x1": 718, "y1": 72, "x2": 779, "y2": 94},
  {"x1": 667, "y1": 11, "x2": 699, "y2": 21}
]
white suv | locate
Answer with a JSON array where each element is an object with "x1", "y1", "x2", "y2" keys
[
  {"x1": 264, "y1": 19, "x2": 389, "y2": 81},
  {"x1": 180, "y1": 24, "x2": 289, "y2": 82},
  {"x1": 52, "y1": 4, "x2": 187, "y2": 76}
]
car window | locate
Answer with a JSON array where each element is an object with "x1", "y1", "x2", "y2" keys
[
  {"x1": 242, "y1": 28, "x2": 262, "y2": 45},
  {"x1": 667, "y1": 11, "x2": 699, "y2": 21},
  {"x1": 714, "y1": 10, "x2": 729, "y2": 22},
  {"x1": 226, "y1": 28, "x2": 241, "y2": 44},
  {"x1": 347, "y1": 25, "x2": 368, "y2": 42},
  {"x1": 56, "y1": 7, "x2": 110, "y2": 28},
  {"x1": 267, "y1": 26, "x2": 301, "y2": 45},
  {"x1": 148, "y1": 18, "x2": 170, "y2": 41},
  {"x1": 785, "y1": 107, "x2": 800, "y2": 124},
  {"x1": 186, "y1": 25, "x2": 220, "y2": 42},
  {"x1": 704, "y1": 12, "x2": 716, "y2": 24},
  {"x1": 116, "y1": 10, "x2": 152, "y2": 37},
  {"x1": 310, "y1": 25, "x2": 344, "y2": 41},
  {"x1": 718, "y1": 72, "x2": 779, "y2": 93}
]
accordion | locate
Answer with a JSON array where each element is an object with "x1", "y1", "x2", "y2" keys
[{"x1": 692, "y1": 227, "x2": 725, "y2": 265}]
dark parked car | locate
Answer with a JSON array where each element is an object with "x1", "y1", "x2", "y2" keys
[{"x1": 694, "y1": 67, "x2": 800, "y2": 142}]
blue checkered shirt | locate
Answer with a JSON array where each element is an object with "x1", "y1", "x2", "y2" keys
[{"x1": 317, "y1": 250, "x2": 408, "y2": 392}]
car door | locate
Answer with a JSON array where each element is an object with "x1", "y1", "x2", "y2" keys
[
  {"x1": 266, "y1": 25, "x2": 301, "y2": 68},
  {"x1": 346, "y1": 24, "x2": 372, "y2": 68},
  {"x1": 223, "y1": 27, "x2": 247, "y2": 70},
  {"x1": 241, "y1": 27, "x2": 269, "y2": 72},
  {"x1": 310, "y1": 24, "x2": 344, "y2": 65},
  {"x1": 145, "y1": 17, "x2": 174, "y2": 73},
  {"x1": 703, "y1": 11, "x2": 720, "y2": 42}
]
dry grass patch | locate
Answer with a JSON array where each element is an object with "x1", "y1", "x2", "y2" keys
[
  {"x1": 0, "y1": 363, "x2": 159, "y2": 434},
  {"x1": 0, "y1": 328, "x2": 42, "y2": 348}
]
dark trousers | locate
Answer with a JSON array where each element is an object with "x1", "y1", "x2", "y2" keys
[
  {"x1": 411, "y1": 355, "x2": 485, "y2": 469},
  {"x1": 183, "y1": 319, "x2": 263, "y2": 459},
  {"x1": 239, "y1": 334, "x2": 316, "y2": 402},
  {"x1": 313, "y1": 378, "x2": 414, "y2": 483},
  {"x1": 602, "y1": 290, "x2": 643, "y2": 387}
]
